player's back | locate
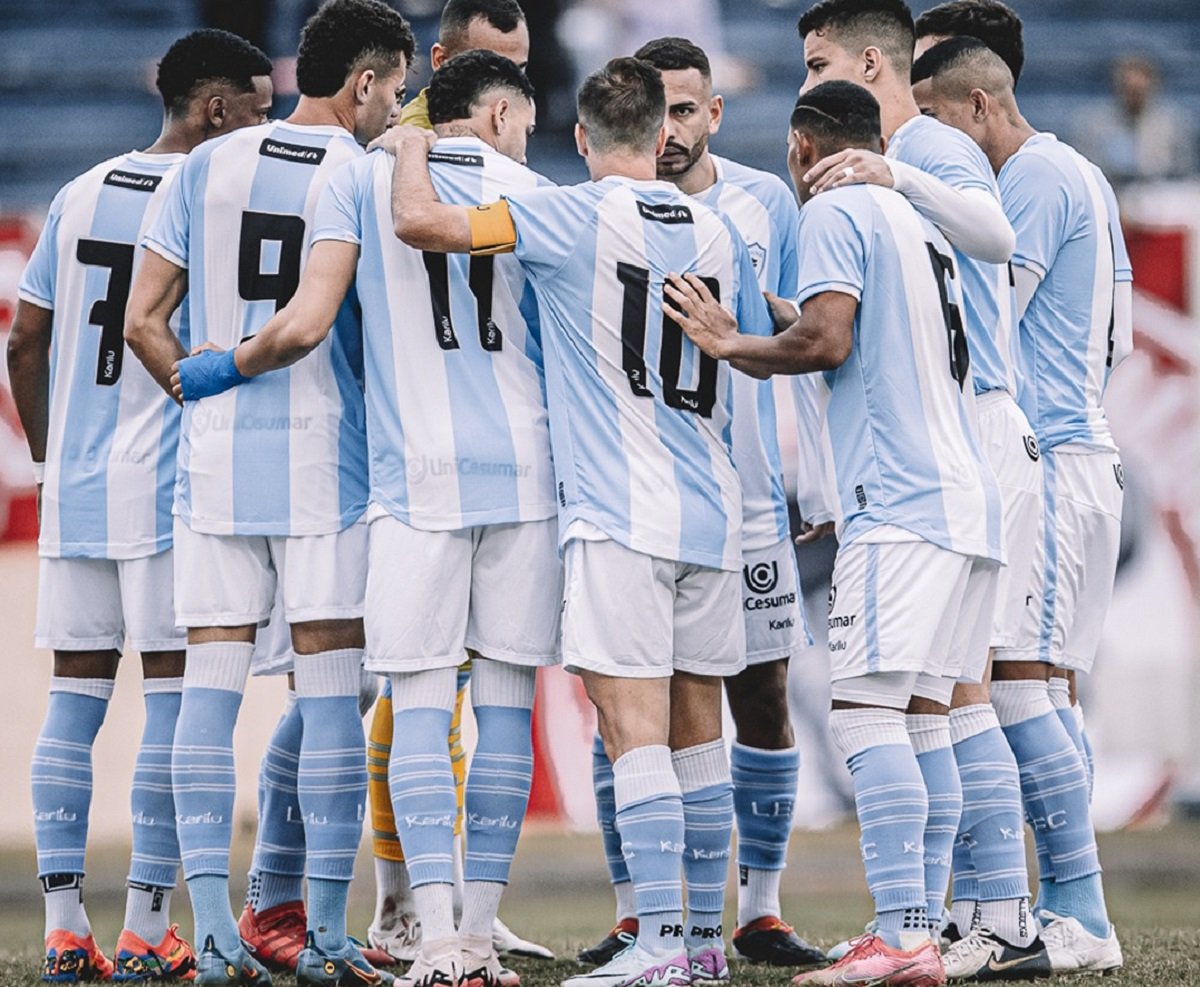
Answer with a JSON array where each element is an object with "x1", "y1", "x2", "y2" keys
[
  {"x1": 888, "y1": 113, "x2": 1020, "y2": 400},
  {"x1": 316, "y1": 137, "x2": 556, "y2": 530},
  {"x1": 504, "y1": 176, "x2": 772, "y2": 571},
  {"x1": 144, "y1": 120, "x2": 366, "y2": 536},
  {"x1": 802, "y1": 183, "x2": 1002, "y2": 561},
  {"x1": 693, "y1": 155, "x2": 794, "y2": 552},
  {"x1": 19, "y1": 151, "x2": 185, "y2": 560},
  {"x1": 999, "y1": 133, "x2": 1130, "y2": 452}
]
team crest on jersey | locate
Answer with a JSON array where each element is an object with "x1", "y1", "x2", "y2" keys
[
  {"x1": 743, "y1": 561, "x2": 779, "y2": 594},
  {"x1": 1023, "y1": 434, "x2": 1041, "y2": 462},
  {"x1": 828, "y1": 584, "x2": 837, "y2": 613},
  {"x1": 1114, "y1": 462, "x2": 1125, "y2": 490},
  {"x1": 746, "y1": 241, "x2": 766, "y2": 273}
]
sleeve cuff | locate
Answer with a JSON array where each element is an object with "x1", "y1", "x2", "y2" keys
[
  {"x1": 142, "y1": 239, "x2": 188, "y2": 270},
  {"x1": 796, "y1": 281, "x2": 862, "y2": 307},
  {"x1": 16, "y1": 289, "x2": 52, "y2": 309}
]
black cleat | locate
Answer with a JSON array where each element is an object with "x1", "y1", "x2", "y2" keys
[
  {"x1": 732, "y1": 917, "x2": 826, "y2": 969},
  {"x1": 575, "y1": 919, "x2": 637, "y2": 966},
  {"x1": 942, "y1": 929, "x2": 1053, "y2": 981}
]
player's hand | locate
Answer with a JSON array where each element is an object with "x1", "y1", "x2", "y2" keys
[
  {"x1": 190, "y1": 341, "x2": 223, "y2": 356},
  {"x1": 367, "y1": 124, "x2": 436, "y2": 156},
  {"x1": 173, "y1": 348, "x2": 249, "y2": 403},
  {"x1": 795, "y1": 520, "x2": 835, "y2": 545},
  {"x1": 764, "y1": 291, "x2": 800, "y2": 333},
  {"x1": 663, "y1": 272, "x2": 739, "y2": 358},
  {"x1": 805, "y1": 149, "x2": 894, "y2": 195}
]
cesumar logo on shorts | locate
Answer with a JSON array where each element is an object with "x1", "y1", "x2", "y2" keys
[
  {"x1": 1114, "y1": 462, "x2": 1125, "y2": 490},
  {"x1": 828, "y1": 585, "x2": 837, "y2": 612},
  {"x1": 744, "y1": 561, "x2": 779, "y2": 594},
  {"x1": 1023, "y1": 434, "x2": 1040, "y2": 462}
]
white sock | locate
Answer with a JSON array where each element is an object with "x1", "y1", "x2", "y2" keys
[
  {"x1": 737, "y1": 868, "x2": 783, "y2": 927},
  {"x1": 414, "y1": 883, "x2": 457, "y2": 943},
  {"x1": 460, "y1": 881, "x2": 504, "y2": 941},
  {"x1": 373, "y1": 857, "x2": 415, "y2": 923},
  {"x1": 614, "y1": 880, "x2": 636, "y2": 924},
  {"x1": 979, "y1": 898, "x2": 1036, "y2": 947},
  {"x1": 949, "y1": 897, "x2": 978, "y2": 936},
  {"x1": 44, "y1": 877, "x2": 89, "y2": 937},
  {"x1": 123, "y1": 884, "x2": 171, "y2": 944},
  {"x1": 452, "y1": 833, "x2": 465, "y2": 921}
]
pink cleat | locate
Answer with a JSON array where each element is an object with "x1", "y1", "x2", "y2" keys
[{"x1": 791, "y1": 934, "x2": 944, "y2": 986}]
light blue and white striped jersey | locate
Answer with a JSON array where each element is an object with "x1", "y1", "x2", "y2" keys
[
  {"x1": 504, "y1": 177, "x2": 773, "y2": 571},
  {"x1": 18, "y1": 151, "x2": 186, "y2": 560},
  {"x1": 143, "y1": 121, "x2": 367, "y2": 536},
  {"x1": 799, "y1": 185, "x2": 1003, "y2": 561},
  {"x1": 999, "y1": 133, "x2": 1132, "y2": 452},
  {"x1": 312, "y1": 137, "x2": 556, "y2": 529},
  {"x1": 692, "y1": 155, "x2": 793, "y2": 551},
  {"x1": 888, "y1": 114, "x2": 1021, "y2": 398}
]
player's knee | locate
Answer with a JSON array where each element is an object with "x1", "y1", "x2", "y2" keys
[
  {"x1": 289, "y1": 617, "x2": 365, "y2": 654},
  {"x1": 726, "y1": 661, "x2": 793, "y2": 748},
  {"x1": 52, "y1": 649, "x2": 120, "y2": 679}
]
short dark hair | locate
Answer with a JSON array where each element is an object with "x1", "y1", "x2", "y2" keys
[
  {"x1": 155, "y1": 29, "x2": 272, "y2": 115},
  {"x1": 633, "y1": 37, "x2": 711, "y2": 80},
  {"x1": 427, "y1": 49, "x2": 535, "y2": 124},
  {"x1": 911, "y1": 34, "x2": 992, "y2": 84},
  {"x1": 790, "y1": 80, "x2": 881, "y2": 152},
  {"x1": 914, "y1": 0, "x2": 1024, "y2": 84},
  {"x1": 296, "y1": 0, "x2": 416, "y2": 99},
  {"x1": 440, "y1": 0, "x2": 526, "y2": 53},
  {"x1": 797, "y1": 0, "x2": 916, "y2": 74},
  {"x1": 577, "y1": 57, "x2": 666, "y2": 154}
]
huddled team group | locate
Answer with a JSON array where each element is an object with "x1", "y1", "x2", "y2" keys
[{"x1": 9, "y1": 0, "x2": 1132, "y2": 984}]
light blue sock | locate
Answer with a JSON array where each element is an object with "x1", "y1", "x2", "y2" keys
[
  {"x1": 308, "y1": 878, "x2": 349, "y2": 954},
  {"x1": 909, "y1": 715, "x2": 961, "y2": 930},
  {"x1": 593, "y1": 734, "x2": 631, "y2": 887},
  {"x1": 247, "y1": 692, "x2": 305, "y2": 913},
  {"x1": 388, "y1": 670, "x2": 457, "y2": 888},
  {"x1": 993, "y1": 681, "x2": 1107, "y2": 937},
  {"x1": 172, "y1": 642, "x2": 252, "y2": 955},
  {"x1": 731, "y1": 742, "x2": 797, "y2": 925},
  {"x1": 830, "y1": 708, "x2": 929, "y2": 950},
  {"x1": 674, "y1": 742, "x2": 733, "y2": 951},
  {"x1": 1050, "y1": 678, "x2": 1095, "y2": 800},
  {"x1": 465, "y1": 706, "x2": 533, "y2": 884},
  {"x1": 130, "y1": 680, "x2": 182, "y2": 891},
  {"x1": 1078, "y1": 715, "x2": 1096, "y2": 800},
  {"x1": 615, "y1": 745, "x2": 685, "y2": 957}
]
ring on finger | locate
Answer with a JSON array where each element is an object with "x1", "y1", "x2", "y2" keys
[{"x1": 843, "y1": 165, "x2": 855, "y2": 180}]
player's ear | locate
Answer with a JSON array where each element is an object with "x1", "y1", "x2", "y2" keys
[
  {"x1": 654, "y1": 124, "x2": 668, "y2": 156},
  {"x1": 430, "y1": 42, "x2": 446, "y2": 71},
  {"x1": 355, "y1": 68, "x2": 375, "y2": 106},
  {"x1": 494, "y1": 96, "x2": 511, "y2": 135},
  {"x1": 970, "y1": 88, "x2": 989, "y2": 120},
  {"x1": 205, "y1": 94, "x2": 227, "y2": 132},
  {"x1": 709, "y1": 93, "x2": 724, "y2": 134},
  {"x1": 862, "y1": 46, "x2": 883, "y2": 83},
  {"x1": 575, "y1": 122, "x2": 588, "y2": 157}
]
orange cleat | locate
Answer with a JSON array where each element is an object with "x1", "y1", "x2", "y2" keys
[
  {"x1": 112, "y1": 924, "x2": 198, "y2": 981},
  {"x1": 43, "y1": 929, "x2": 115, "y2": 983},
  {"x1": 238, "y1": 901, "x2": 307, "y2": 971}
]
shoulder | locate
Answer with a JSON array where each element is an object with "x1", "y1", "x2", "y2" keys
[
  {"x1": 1000, "y1": 137, "x2": 1076, "y2": 192},
  {"x1": 718, "y1": 158, "x2": 795, "y2": 206}
]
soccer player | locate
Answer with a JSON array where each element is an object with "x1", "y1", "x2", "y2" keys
[
  {"x1": 913, "y1": 0, "x2": 1025, "y2": 85},
  {"x1": 386, "y1": 57, "x2": 772, "y2": 987},
  {"x1": 911, "y1": 37, "x2": 1129, "y2": 975},
  {"x1": 665, "y1": 78, "x2": 1003, "y2": 987},
  {"x1": 6, "y1": 29, "x2": 271, "y2": 984},
  {"x1": 576, "y1": 36, "x2": 825, "y2": 972},
  {"x1": 174, "y1": 49, "x2": 557, "y2": 987},
  {"x1": 124, "y1": 2, "x2": 414, "y2": 983}
]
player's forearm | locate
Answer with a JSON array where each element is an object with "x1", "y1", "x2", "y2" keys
[
  {"x1": 235, "y1": 313, "x2": 327, "y2": 378},
  {"x1": 390, "y1": 139, "x2": 471, "y2": 252},
  {"x1": 889, "y1": 161, "x2": 1015, "y2": 264},
  {"x1": 719, "y1": 330, "x2": 841, "y2": 378},
  {"x1": 125, "y1": 310, "x2": 187, "y2": 397},
  {"x1": 6, "y1": 301, "x2": 52, "y2": 463}
]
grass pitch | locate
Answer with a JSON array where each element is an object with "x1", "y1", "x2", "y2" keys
[{"x1": 0, "y1": 825, "x2": 1198, "y2": 985}]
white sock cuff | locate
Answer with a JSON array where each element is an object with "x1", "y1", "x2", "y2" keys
[
  {"x1": 471, "y1": 658, "x2": 536, "y2": 709},
  {"x1": 949, "y1": 704, "x2": 999, "y2": 744},
  {"x1": 613, "y1": 744, "x2": 680, "y2": 810},
  {"x1": 358, "y1": 668, "x2": 381, "y2": 716},
  {"x1": 49, "y1": 676, "x2": 115, "y2": 701},
  {"x1": 990, "y1": 680, "x2": 1052, "y2": 727},
  {"x1": 183, "y1": 641, "x2": 254, "y2": 693},
  {"x1": 731, "y1": 741, "x2": 799, "y2": 764},
  {"x1": 143, "y1": 676, "x2": 183, "y2": 696},
  {"x1": 1047, "y1": 677, "x2": 1071, "y2": 710},
  {"x1": 906, "y1": 713, "x2": 952, "y2": 755},
  {"x1": 828, "y1": 707, "x2": 909, "y2": 760},
  {"x1": 1072, "y1": 703, "x2": 1086, "y2": 731},
  {"x1": 389, "y1": 667, "x2": 458, "y2": 712},
  {"x1": 293, "y1": 648, "x2": 363, "y2": 698},
  {"x1": 671, "y1": 739, "x2": 730, "y2": 794}
]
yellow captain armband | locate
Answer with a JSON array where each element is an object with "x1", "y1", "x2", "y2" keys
[{"x1": 468, "y1": 200, "x2": 517, "y2": 256}]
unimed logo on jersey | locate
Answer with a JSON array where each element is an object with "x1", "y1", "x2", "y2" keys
[
  {"x1": 103, "y1": 169, "x2": 162, "y2": 192},
  {"x1": 636, "y1": 201, "x2": 694, "y2": 225},
  {"x1": 259, "y1": 138, "x2": 326, "y2": 165}
]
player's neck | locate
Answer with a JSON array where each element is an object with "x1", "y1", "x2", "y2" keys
[
  {"x1": 586, "y1": 151, "x2": 659, "y2": 183},
  {"x1": 878, "y1": 87, "x2": 922, "y2": 142},
  {"x1": 985, "y1": 113, "x2": 1038, "y2": 175},
  {"x1": 141, "y1": 116, "x2": 204, "y2": 155},
  {"x1": 286, "y1": 95, "x2": 356, "y2": 136},
  {"x1": 670, "y1": 152, "x2": 718, "y2": 196}
]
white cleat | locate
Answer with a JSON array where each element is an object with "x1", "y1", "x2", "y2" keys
[
  {"x1": 368, "y1": 911, "x2": 422, "y2": 964},
  {"x1": 397, "y1": 937, "x2": 464, "y2": 987},
  {"x1": 1039, "y1": 911, "x2": 1123, "y2": 975},
  {"x1": 561, "y1": 943, "x2": 690, "y2": 987},
  {"x1": 493, "y1": 916, "x2": 554, "y2": 961}
]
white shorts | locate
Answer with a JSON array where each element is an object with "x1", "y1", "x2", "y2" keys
[
  {"x1": 976, "y1": 392, "x2": 1045, "y2": 653},
  {"x1": 35, "y1": 551, "x2": 184, "y2": 652},
  {"x1": 250, "y1": 585, "x2": 295, "y2": 677},
  {"x1": 827, "y1": 535, "x2": 999, "y2": 685},
  {"x1": 561, "y1": 534, "x2": 745, "y2": 679},
  {"x1": 363, "y1": 513, "x2": 561, "y2": 673},
  {"x1": 173, "y1": 517, "x2": 368, "y2": 627},
  {"x1": 742, "y1": 539, "x2": 813, "y2": 665},
  {"x1": 1027, "y1": 446, "x2": 1124, "y2": 672}
]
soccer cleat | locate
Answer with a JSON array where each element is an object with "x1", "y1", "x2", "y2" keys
[
  {"x1": 561, "y1": 944, "x2": 690, "y2": 987},
  {"x1": 295, "y1": 934, "x2": 395, "y2": 986},
  {"x1": 367, "y1": 913, "x2": 421, "y2": 965},
  {"x1": 941, "y1": 929, "x2": 1051, "y2": 982},
  {"x1": 397, "y1": 937, "x2": 463, "y2": 987},
  {"x1": 43, "y1": 929, "x2": 115, "y2": 983},
  {"x1": 687, "y1": 945, "x2": 729, "y2": 983},
  {"x1": 238, "y1": 901, "x2": 307, "y2": 971},
  {"x1": 462, "y1": 934, "x2": 518, "y2": 987},
  {"x1": 493, "y1": 916, "x2": 555, "y2": 960},
  {"x1": 823, "y1": 920, "x2": 877, "y2": 963},
  {"x1": 1038, "y1": 911, "x2": 1123, "y2": 975},
  {"x1": 355, "y1": 939, "x2": 401, "y2": 971},
  {"x1": 194, "y1": 936, "x2": 272, "y2": 986},
  {"x1": 732, "y1": 917, "x2": 826, "y2": 968},
  {"x1": 112, "y1": 924, "x2": 199, "y2": 981},
  {"x1": 940, "y1": 923, "x2": 963, "y2": 950},
  {"x1": 576, "y1": 920, "x2": 638, "y2": 966},
  {"x1": 792, "y1": 935, "x2": 944, "y2": 987}
]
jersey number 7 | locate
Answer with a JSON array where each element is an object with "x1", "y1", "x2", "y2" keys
[{"x1": 76, "y1": 239, "x2": 135, "y2": 386}]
